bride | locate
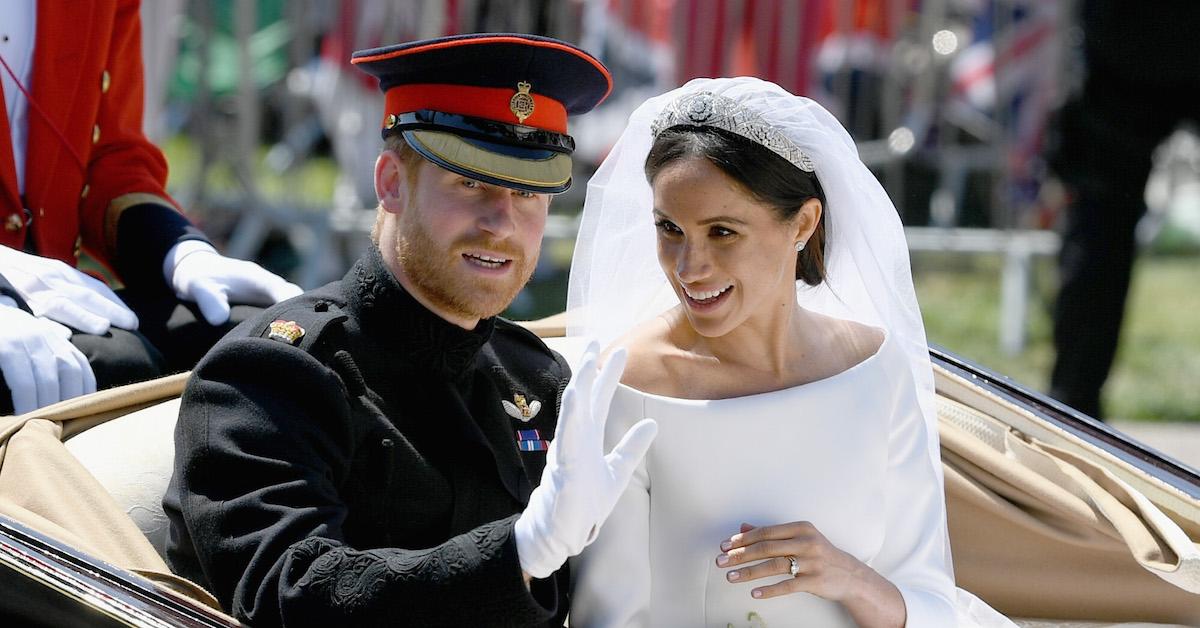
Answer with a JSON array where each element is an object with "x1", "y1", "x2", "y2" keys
[{"x1": 565, "y1": 77, "x2": 1014, "y2": 627}]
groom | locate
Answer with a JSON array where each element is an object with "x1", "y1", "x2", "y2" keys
[{"x1": 164, "y1": 34, "x2": 653, "y2": 627}]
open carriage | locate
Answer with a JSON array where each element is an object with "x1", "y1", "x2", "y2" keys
[{"x1": 1, "y1": 320, "x2": 1197, "y2": 627}]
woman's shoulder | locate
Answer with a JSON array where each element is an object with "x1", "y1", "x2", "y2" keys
[
  {"x1": 606, "y1": 312, "x2": 688, "y2": 394},
  {"x1": 806, "y1": 312, "x2": 887, "y2": 374}
]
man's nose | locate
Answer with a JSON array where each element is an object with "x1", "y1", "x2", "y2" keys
[{"x1": 477, "y1": 191, "x2": 516, "y2": 238}]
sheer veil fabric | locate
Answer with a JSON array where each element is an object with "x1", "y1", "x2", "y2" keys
[
  {"x1": 566, "y1": 77, "x2": 1016, "y2": 627},
  {"x1": 568, "y1": 76, "x2": 940, "y2": 480}
]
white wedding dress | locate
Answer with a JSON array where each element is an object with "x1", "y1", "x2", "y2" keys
[{"x1": 567, "y1": 333, "x2": 1008, "y2": 628}]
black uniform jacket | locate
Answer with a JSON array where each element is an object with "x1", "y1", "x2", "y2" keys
[{"x1": 164, "y1": 247, "x2": 571, "y2": 627}]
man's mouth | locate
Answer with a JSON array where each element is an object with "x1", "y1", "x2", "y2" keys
[{"x1": 463, "y1": 253, "x2": 512, "y2": 269}]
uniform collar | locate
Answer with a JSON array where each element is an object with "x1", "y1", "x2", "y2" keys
[{"x1": 347, "y1": 246, "x2": 495, "y2": 377}]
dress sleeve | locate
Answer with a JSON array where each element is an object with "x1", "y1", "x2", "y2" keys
[
  {"x1": 570, "y1": 389, "x2": 653, "y2": 628},
  {"x1": 171, "y1": 338, "x2": 556, "y2": 627},
  {"x1": 871, "y1": 351, "x2": 958, "y2": 627}
]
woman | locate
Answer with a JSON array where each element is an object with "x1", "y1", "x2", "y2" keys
[{"x1": 567, "y1": 78, "x2": 1014, "y2": 627}]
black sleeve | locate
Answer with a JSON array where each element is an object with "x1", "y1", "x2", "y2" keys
[
  {"x1": 113, "y1": 202, "x2": 209, "y2": 292},
  {"x1": 174, "y1": 338, "x2": 556, "y2": 627}
]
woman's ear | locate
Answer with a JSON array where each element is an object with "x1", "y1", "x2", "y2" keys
[
  {"x1": 793, "y1": 198, "x2": 823, "y2": 245},
  {"x1": 375, "y1": 149, "x2": 409, "y2": 214}
]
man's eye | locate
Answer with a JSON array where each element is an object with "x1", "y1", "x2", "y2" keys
[
  {"x1": 462, "y1": 179, "x2": 480, "y2": 189},
  {"x1": 515, "y1": 190, "x2": 536, "y2": 199}
]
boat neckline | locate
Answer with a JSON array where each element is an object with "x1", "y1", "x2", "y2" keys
[{"x1": 615, "y1": 329, "x2": 891, "y2": 404}]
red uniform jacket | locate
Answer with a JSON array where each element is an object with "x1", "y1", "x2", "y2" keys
[{"x1": 0, "y1": 0, "x2": 182, "y2": 270}]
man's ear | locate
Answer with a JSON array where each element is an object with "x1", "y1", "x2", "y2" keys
[
  {"x1": 375, "y1": 149, "x2": 409, "y2": 214},
  {"x1": 792, "y1": 198, "x2": 822, "y2": 244}
]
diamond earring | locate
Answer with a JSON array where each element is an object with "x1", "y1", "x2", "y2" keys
[{"x1": 795, "y1": 241, "x2": 806, "y2": 252}]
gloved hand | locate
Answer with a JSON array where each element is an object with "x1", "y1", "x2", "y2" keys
[
  {"x1": 514, "y1": 343, "x2": 658, "y2": 578},
  {"x1": 165, "y1": 241, "x2": 303, "y2": 326},
  {"x1": 0, "y1": 296, "x2": 96, "y2": 415},
  {"x1": 0, "y1": 245, "x2": 138, "y2": 335}
]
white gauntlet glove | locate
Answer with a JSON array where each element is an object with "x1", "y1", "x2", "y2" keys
[
  {"x1": 165, "y1": 241, "x2": 303, "y2": 326},
  {"x1": 515, "y1": 343, "x2": 658, "y2": 579},
  {"x1": 0, "y1": 297, "x2": 96, "y2": 415},
  {"x1": 0, "y1": 245, "x2": 138, "y2": 335}
]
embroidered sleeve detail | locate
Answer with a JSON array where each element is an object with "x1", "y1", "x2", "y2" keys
[{"x1": 278, "y1": 516, "x2": 557, "y2": 626}]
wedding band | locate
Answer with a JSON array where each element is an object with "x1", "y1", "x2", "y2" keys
[{"x1": 787, "y1": 555, "x2": 799, "y2": 577}]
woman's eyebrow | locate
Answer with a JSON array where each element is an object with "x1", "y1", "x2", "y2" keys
[{"x1": 651, "y1": 210, "x2": 747, "y2": 226}]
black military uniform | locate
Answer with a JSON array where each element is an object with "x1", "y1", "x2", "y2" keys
[
  {"x1": 163, "y1": 33, "x2": 611, "y2": 627},
  {"x1": 164, "y1": 247, "x2": 569, "y2": 626}
]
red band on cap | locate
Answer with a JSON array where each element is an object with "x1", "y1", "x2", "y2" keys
[{"x1": 384, "y1": 84, "x2": 568, "y2": 133}]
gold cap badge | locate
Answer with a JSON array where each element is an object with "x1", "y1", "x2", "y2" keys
[
  {"x1": 502, "y1": 393, "x2": 542, "y2": 422},
  {"x1": 267, "y1": 320, "x2": 305, "y2": 345},
  {"x1": 509, "y1": 81, "x2": 535, "y2": 124}
]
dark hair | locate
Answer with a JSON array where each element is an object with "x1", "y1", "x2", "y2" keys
[{"x1": 644, "y1": 126, "x2": 827, "y2": 286}]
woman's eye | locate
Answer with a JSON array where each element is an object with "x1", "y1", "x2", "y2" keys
[
  {"x1": 711, "y1": 226, "x2": 736, "y2": 237},
  {"x1": 654, "y1": 219, "x2": 682, "y2": 235}
]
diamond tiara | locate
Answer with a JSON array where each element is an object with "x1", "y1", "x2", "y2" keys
[{"x1": 650, "y1": 91, "x2": 816, "y2": 173}]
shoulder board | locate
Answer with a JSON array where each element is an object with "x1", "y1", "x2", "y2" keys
[{"x1": 256, "y1": 295, "x2": 348, "y2": 354}]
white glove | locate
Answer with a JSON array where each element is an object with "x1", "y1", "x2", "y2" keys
[
  {"x1": 0, "y1": 296, "x2": 97, "y2": 415},
  {"x1": 515, "y1": 343, "x2": 658, "y2": 578},
  {"x1": 0, "y1": 245, "x2": 138, "y2": 335},
  {"x1": 165, "y1": 241, "x2": 303, "y2": 326}
]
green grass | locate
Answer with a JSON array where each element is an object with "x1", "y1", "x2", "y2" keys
[{"x1": 913, "y1": 252, "x2": 1200, "y2": 422}]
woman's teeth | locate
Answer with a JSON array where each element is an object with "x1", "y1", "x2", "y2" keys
[{"x1": 684, "y1": 285, "x2": 732, "y2": 301}]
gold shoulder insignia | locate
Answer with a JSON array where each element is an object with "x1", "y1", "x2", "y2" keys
[{"x1": 267, "y1": 319, "x2": 305, "y2": 345}]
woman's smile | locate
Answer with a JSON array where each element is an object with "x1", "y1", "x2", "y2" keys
[{"x1": 682, "y1": 283, "x2": 735, "y2": 311}]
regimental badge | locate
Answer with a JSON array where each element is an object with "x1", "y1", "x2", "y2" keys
[
  {"x1": 502, "y1": 393, "x2": 542, "y2": 422},
  {"x1": 509, "y1": 81, "x2": 535, "y2": 124},
  {"x1": 267, "y1": 319, "x2": 305, "y2": 345}
]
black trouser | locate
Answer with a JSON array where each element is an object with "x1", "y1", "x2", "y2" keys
[
  {"x1": 0, "y1": 285, "x2": 261, "y2": 416},
  {"x1": 1048, "y1": 0, "x2": 1200, "y2": 419}
]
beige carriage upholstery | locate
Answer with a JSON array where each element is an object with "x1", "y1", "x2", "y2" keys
[
  {"x1": 2, "y1": 316, "x2": 1198, "y2": 626},
  {"x1": 0, "y1": 373, "x2": 226, "y2": 616}
]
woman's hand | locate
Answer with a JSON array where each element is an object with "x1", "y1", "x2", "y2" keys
[{"x1": 717, "y1": 522, "x2": 906, "y2": 627}]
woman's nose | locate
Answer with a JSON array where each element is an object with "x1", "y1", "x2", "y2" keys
[{"x1": 675, "y1": 241, "x2": 710, "y2": 282}]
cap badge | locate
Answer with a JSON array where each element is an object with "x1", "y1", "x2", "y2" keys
[
  {"x1": 384, "y1": 113, "x2": 399, "y2": 130},
  {"x1": 503, "y1": 393, "x2": 541, "y2": 422},
  {"x1": 509, "y1": 81, "x2": 535, "y2": 124},
  {"x1": 267, "y1": 319, "x2": 305, "y2": 345}
]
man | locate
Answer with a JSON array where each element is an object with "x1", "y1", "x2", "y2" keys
[
  {"x1": 1047, "y1": 0, "x2": 1200, "y2": 419},
  {"x1": 164, "y1": 34, "x2": 657, "y2": 627},
  {"x1": 0, "y1": 0, "x2": 301, "y2": 416}
]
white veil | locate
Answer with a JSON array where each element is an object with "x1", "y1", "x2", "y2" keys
[
  {"x1": 567, "y1": 76, "x2": 940, "y2": 477},
  {"x1": 566, "y1": 74, "x2": 1018, "y2": 628}
]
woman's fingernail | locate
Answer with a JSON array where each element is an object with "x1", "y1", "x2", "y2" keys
[
  {"x1": 727, "y1": 570, "x2": 740, "y2": 581},
  {"x1": 716, "y1": 554, "x2": 729, "y2": 566},
  {"x1": 752, "y1": 589, "x2": 763, "y2": 599},
  {"x1": 720, "y1": 540, "x2": 732, "y2": 551}
]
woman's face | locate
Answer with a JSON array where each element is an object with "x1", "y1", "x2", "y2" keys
[{"x1": 651, "y1": 156, "x2": 808, "y2": 338}]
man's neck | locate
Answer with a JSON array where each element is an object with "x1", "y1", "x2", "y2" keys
[{"x1": 378, "y1": 246, "x2": 481, "y2": 330}]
